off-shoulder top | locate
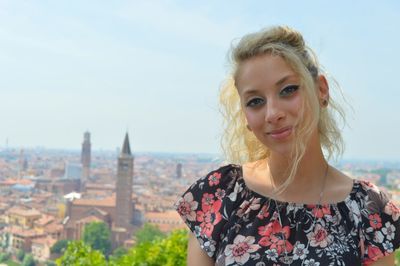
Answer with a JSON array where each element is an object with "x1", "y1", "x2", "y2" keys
[{"x1": 174, "y1": 164, "x2": 400, "y2": 265}]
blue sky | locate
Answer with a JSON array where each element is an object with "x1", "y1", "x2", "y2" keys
[{"x1": 0, "y1": 1, "x2": 399, "y2": 161}]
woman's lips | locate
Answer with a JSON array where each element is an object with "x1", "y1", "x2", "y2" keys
[{"x1": 267, "y1": 126, "x2": 293, "y2": 140}]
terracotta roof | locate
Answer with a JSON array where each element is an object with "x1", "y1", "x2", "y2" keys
[
  {"x1": 0, "y1": 178, "x2": 33, "y2": 186},
  {"x1": 34, "y1": 214, "x2": 55, "y2": 226},
  {"x1": 31, "y1": 236, "x2": 57, "y2": 247},
  {"x1": 73, "y1": 196, "x2": 115, "y2": 207},
  {"x1": 6, "y1": 226, "x2": 44, "y2": 238},
  {"x1": 145, "y1": 210, "x2": 182, "y2": 221},
  {"x1": 6, "y1": 206, "x2": 41, "y2": 217}
]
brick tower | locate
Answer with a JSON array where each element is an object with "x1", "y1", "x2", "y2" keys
[{"x1": 115, "y1": 133, "x2": 134, "y2": 230}]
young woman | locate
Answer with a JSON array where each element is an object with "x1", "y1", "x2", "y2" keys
[{"x1": 175, "y1": 26, "x2": 400, "y2": 265}]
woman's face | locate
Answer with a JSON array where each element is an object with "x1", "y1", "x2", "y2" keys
[{"x1": 236, "y1": 54, "x2": 306, "y2": 156}]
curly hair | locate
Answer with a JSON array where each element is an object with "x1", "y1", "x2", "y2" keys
[{"x1": 219, "y1": 26, "x2": 348, "y2": 193}]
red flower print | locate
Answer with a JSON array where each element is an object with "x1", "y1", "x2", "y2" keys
[
  {"x1": 366, "y1": 245, "x2": 384, "y2": 262},
  {"x1": 196, "y1": 197, "x2": 222, "y2": 237},
  {"x1": 208, "y1": 172, "x2": 222, "y2": 186},
  {"x1": 215, "y1": 188, "x2": 226, "y2": 200},
  {"x1": 368, "y1": 214, "x2": 382, "y2": 229},
  {"x1": 258, "y1": 220, "x2": 293, "y2": 255},
  {"x1": 307, "y1": 223, "x2": 332, "y2": 248},
  {"x1": 201, "y1": 193, "x2": 215, "y2": 211},
  {"x1": 308, "y1": 204, "x2": 331, "y2": 218},
  {"x1": 257, "y1": 205, "x2": 270, "y2": 220}
]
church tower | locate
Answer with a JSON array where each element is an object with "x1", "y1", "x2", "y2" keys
[
  {"x1": 115, "y1": 133, "x2": 134, "y2": 229},
  {"x1": 81, "y1": 131, "x2": 91, "y2": 191}
]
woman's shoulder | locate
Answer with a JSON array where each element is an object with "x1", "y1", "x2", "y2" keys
[
  {"x1": 186, "y1": 163, "x2": 244, "y2": 192},
  {"x1": 174, "y1": 163, "x2": 248, "y2": 259},
  {"x1": 352, "y1": 179, "x2": 393, "y2": 208},
  {"x1": 351, "y1": 179, "x2": 400, "y2": 263}
]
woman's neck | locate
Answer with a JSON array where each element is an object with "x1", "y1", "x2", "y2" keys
[{"x1": 267, "y1": 137, "x2": 328, "y2": 192}]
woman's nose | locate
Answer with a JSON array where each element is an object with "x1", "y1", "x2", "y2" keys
[{"x1": 265, "y1": 100, "x2": 285, "y2": 124}]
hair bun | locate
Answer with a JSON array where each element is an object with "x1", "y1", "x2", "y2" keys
[{"x1": 266, "y1": 26, "x2": 305, "y2": 50}]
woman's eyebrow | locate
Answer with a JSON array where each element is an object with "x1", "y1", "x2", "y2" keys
[
  {"x1": 241, "y1": 74, "x2": 297, "y2": 97},
  {"x1": 275, "y1": 74, "x2": 296, "y2": 87}
]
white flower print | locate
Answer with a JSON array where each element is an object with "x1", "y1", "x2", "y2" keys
[
  {"x1": 384, "y1": 201, "x2": 400, "y2": 221},
  {"x1": 175, "y1": 192, "x2": 198, "y2": 221},
  {"x1": 383, "y1": 241, "x2": 394, "y2": 253},
  {"x1": 237, "y1": 198, "x2": 261, "y2": 217},
  {"x1": 265, "y1": 248, "x2": 278, "y2": 262},
  {"x1": 293, "y1": 242, "x2": 309, "y2": 260},
  {"x1": 373, "y1": 230, "x2": 384, "y2": 243},
  {"x1": 228, "y1": 181, "x2": 243, "y2": 202},
  {"x1": 225, "y1": 235, "x2": 260, "y2": 265},
  {"x1": 347, "y1": 199, "x2": 361, "y2": 225},
  {"x1": 382, "y1": 222, "x2": 396, "y2": 240},
  {"x1": 202, "y1": 239, "x2": 217, "y2": 257},
  {"x1": 304, "y1": 258, "x2": 320, "y2": 266}
]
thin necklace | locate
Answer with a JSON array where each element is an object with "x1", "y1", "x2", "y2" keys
[{"x1": 273, "y1": 163, "x2": 330, "y2": 266}]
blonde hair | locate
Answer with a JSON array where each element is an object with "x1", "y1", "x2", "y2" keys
[{"x1": 219, "y1": 26, "x2": 347, "y2": 193}]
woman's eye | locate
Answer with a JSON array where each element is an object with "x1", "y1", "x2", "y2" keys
[
  {"x1": 246, "y1": 98, "x2": 264, "y2": 107},
  {"x1": 280, "y1": 85, "x2": 299, "y2": 96}
]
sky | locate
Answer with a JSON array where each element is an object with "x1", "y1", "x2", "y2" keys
[{"x1": 0, "y1": 0, "x2": 399, "y2": 161}]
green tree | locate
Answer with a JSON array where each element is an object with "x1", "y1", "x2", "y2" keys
[
  {"x1": 56, "y1": 241, "x2": 107, "y2": 266},
  {"x1": 111, "y1": 229, "x2": 188, "y2": 266},
  {"x1": 134, "y1": 223, "x2": 166, "y2": 244},
  {"x1": 22, "y1": 254, "x2": 35, "y2": 266},
  {"x1": 16, "y1": 249, "x2": 25, "y2": 261},
  {"x1": 83, "y1": 222, "x2": 112, "y2": 256},
  {"x1": 51, "y1": 239, "x2": 70, "y2": 254},
  {"x1": 110, "y1": 246, "x2": 128, "y2": 260},
  {"x1": 0, "y1": 252, "x2": 10, "y2": 262}
]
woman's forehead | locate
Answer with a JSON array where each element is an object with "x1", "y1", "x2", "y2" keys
[{"x1": 236, "y1": 55, "x2": 299, "y2": 93}]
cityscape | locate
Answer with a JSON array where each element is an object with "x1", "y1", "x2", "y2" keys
[{"x1": 0, "y1": 131, "x2": 398, "y2": 264}]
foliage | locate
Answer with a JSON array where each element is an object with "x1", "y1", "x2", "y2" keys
[
  {"x1": 395, "y1": 249, "x2": 400, "y2": 265},
  {"x1": 21, "y1": 254, "x2": 35, "y2": 266},
  {"x1": 109, "y1": 246, "x2": 128, "y2": 260},
  {"x1": 0, "y1": 233, "x2": 10, "y2": 249},
  {"x1": 111, "y1": 229, "x2": 188, "y2": 266},
  {"x1": 83, "y1": 222, "x2": 112, "y2": 256},
  {"x1": 3, "y1": 259, "x2": 21, "y2": 266},
  {"x1": 16, "y1": 249, "x2": 25, "y2": 261},
  {"x1": 51, "y1": 239, "x2": 70, "y2": 254},
  {"x1": 134, "y1": 223, "x2": 166, "y2": 244},
  {"x1": 55, "y1": 241, "x2": 107, "y2": 266},
  {"x1": 0, "y1": 252, "x2": 10, "y2": 262},
  {"x1": 55, "y1": 228, "x2": 188, "y2": 266},
  {"x1": 45, "y1": 261, "x2": 57, "y2": 266}
]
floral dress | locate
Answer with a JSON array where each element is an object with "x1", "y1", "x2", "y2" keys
[{"x1": 174, "y1": 164, "x2": 400, "y2": 265}]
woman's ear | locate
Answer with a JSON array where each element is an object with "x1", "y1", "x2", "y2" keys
[{"x1": 317, "y1": 75, "x2": 329, "y2": 107}]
